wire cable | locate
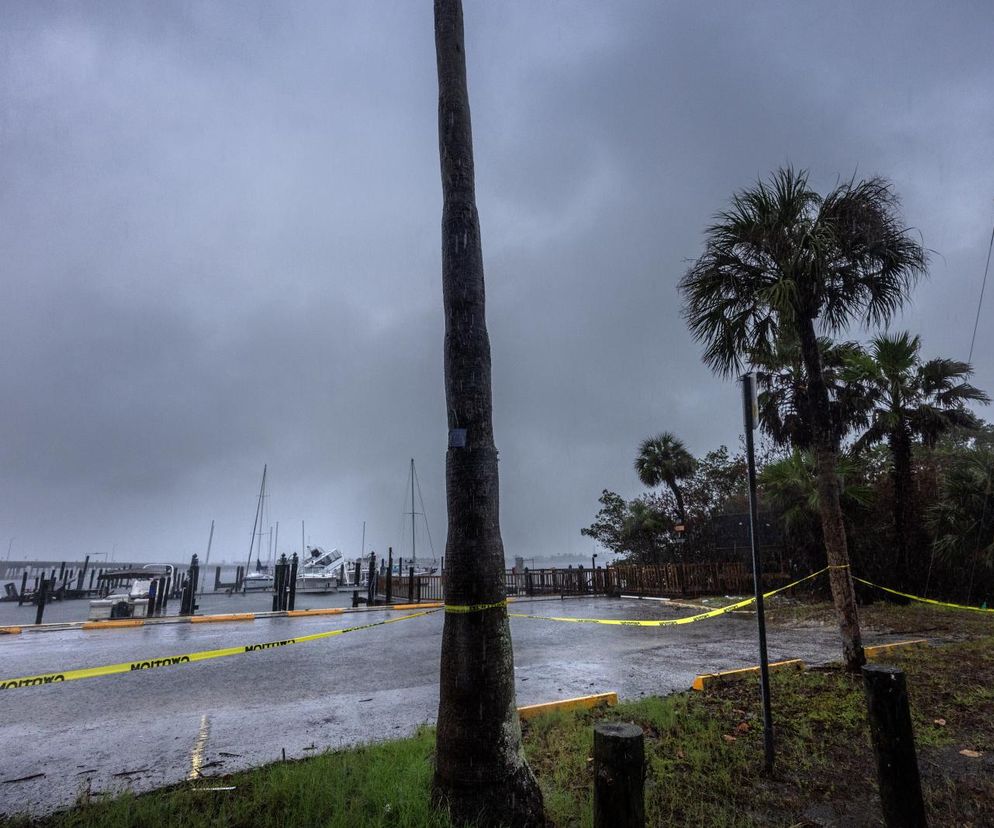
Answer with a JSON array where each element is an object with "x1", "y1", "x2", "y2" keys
[{"x1": 967, "y1": 221, "x2": 994, "y2": 364}]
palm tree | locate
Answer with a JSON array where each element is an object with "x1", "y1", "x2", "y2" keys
[
  {"x1": 634, "y1": 432, "x2": 695, "y2": 524},
  {"x1": 847, "y1": 332, "x2": 989, "y2": 578},
  {"x1": 431, "y1": 2, "x2": 543, "y2": 824},
  {"x1": 679, "y1": 167, "x2": 927, "y2": 671}
]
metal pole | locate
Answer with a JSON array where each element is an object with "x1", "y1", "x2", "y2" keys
[
  {"x1": 410, "y1": 458, "x2": 416, "y2": 569},
  {"x1": 201, "y1": 520, "x2": 214, "y2": 596},
  {"x1": 742, "y1": 372, "x2": 774, "y2": 774}
]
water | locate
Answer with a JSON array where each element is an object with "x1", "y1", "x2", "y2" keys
[{"x1": 0, "y1": 588, "x2": 355, "y2": 626}]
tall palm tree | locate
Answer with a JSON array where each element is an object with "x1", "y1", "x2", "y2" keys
[
  {"x1": 847, "y1": 332, "x2": 989, "y2": 578},
  {"x1": 634, "y1": 432, "x2": 695, "y2": 524},
  {"x1": 431, "y1": 2, "x2": 543, "y2": 824},
  {"x1": 679, "y1": 167, "x2": 927, "y2": 671}
]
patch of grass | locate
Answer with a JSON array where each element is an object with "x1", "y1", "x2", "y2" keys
[
  {"x1": 5, "y1": 728, "x2": 448, "y2": 828},
  {"x1": 6, "y1": 636, "x2": 993, "y2": 827},
  {"x1": 767, "y1": 597, "x2": 994, "y2": 640}
]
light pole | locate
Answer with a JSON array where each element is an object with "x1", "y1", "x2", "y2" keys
[
  {"x1": 6, "y1": 537, "x2": 15, "y2": 561},
  {"x1": 742, "y1": 372, "x2": 774, "y2": 774}
]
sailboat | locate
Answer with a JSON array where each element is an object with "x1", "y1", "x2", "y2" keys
[
  {"x1": 242, "y1": 466, "x2": 275, "y2": 592},
  {"x1": 241, "y1": 467, "x2": 346, "y2": 594},
  {"x1": 399, "y1": 458, "x2": 439, "y2": 575}
]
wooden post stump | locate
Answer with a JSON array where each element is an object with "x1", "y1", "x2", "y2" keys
[
  {"x1": 593, "y1": 722, "x2": 644, "y2": 828},
  {"x1": 862, "y1": 664, "x2": 927, "y2": 827}
]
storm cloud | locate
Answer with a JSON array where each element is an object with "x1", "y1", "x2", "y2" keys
[{"x1": 2, "y1": 1, "x2": 992, "y2": 564}]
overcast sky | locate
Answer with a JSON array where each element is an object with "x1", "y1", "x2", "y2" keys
[{"x1": 2, "y1": 1, "x2": 992, "y2": 566}]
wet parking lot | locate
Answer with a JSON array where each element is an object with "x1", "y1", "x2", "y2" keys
[{"x1": 0, "y1": 596, "x2": 905, "y2": 817}]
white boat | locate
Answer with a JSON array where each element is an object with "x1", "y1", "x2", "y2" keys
[
  {"x1": 242, "y1": 546, "x2": 345, "y2": 593},
  {"x1": 297, "y1": 546, "x2": 346, "y2": 593},
  {"x1": 88, "y1": 565, "x2": 174, "y2": 620},
  {"x1": 241, "y1": 565, "x2": 275, "y2": 592}
]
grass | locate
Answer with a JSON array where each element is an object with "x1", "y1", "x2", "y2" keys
[
  {"x1": 765, "y1": 594, "x2": 994, "y2": 640},
  {"x1": 5, "y1": 613, "x2": 994, "y2": 827}
]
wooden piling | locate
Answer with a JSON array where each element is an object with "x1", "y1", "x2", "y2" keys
[
  {"x1": 386, "y1": 547, "x2": 393, "y2": 603},
  {"x1": 366, "y1": 552, "x2": 376, "y2": 605},
  {"x1": 18, "y1": 572, "x2": 27, "y2": 606},
  {"x1": 862, "y1": 664, "x2": 927, "y2": 827},
  {"x1": 288, "y1": 554, "x2": 298, "y2": 611},
  {"x1": 34, "y1": 578, "x2": 49, "y2": 625},
  {"x1": 593, "y1": 722, "x2": 645, "y2": 828}
]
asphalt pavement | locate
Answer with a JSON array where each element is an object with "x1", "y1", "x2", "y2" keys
[{"x1": 0, "y1": 596, "x2": 903, "y2": 817}]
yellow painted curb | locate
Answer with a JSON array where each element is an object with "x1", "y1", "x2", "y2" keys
[
  {"x1": 189, "y1": 613, "x2": 256, "y2": 624},
  {"x1": 81, "y1": 619, "x2": 145, "y2": 630},
  {"x1": 391, "y1": 602, "x2": 444, "y2": 611},
  {"x1": 692, "y1": 658, "x2": 805, "y2": 691},
  {"x1": 865, "y1": 639, "x2": 929, "y2": 659},
  {"x1": 517, "y1": 692, "x2": 618, "y2": 720},
  {"x1": 0, "y1": 626, "x2": 22, "y2": 635},
  {"x1": 286, "y1": 608, "x2": 345, "y2": 617}
]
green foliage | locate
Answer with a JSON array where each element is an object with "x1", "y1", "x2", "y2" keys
[
  {"x1": 927, "y1": 443, "x2": 994, "y2": 602},
  {"x1": 634, "y1": 432, "x2": 696, "y2": 522},
  {"x1": 847, "y1": 331, "x2": 989, "y2": 454},
  {"x1": 583, "y1": 446, "x2": 746, "y2": 563},
  {"x1": 581, "y1": 489, "x2": 673, "y2": 563},
  {"x1": 752, "y1": 333, "x2": 867, "y2": 449}
]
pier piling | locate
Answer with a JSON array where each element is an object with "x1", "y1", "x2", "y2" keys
[{"x1": 34, "y1": 578, "x2": 49, "y2": 625}]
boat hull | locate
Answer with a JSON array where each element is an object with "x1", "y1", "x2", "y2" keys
[{"x1": 242, "y1": 576, "x2": 339, "y2": 594}]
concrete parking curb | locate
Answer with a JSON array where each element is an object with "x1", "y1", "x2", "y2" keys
[
  {"x1": 864, "y1": 639, "x2": 929, "y2": 659},
  {"x1": 692, "y1": 658, "x2": 805, "y2": 691},
  {"x1": 518, "y1": 691, "x2": 618, "y2": 720}
]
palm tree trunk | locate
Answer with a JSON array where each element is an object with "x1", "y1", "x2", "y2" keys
[
  {"x1": 797, "y1": 318, "x2": 866, "y2": 671},
  {"x1": 432, "y1": 2, "x2": 544, "y2": 824},
  {"x1": 668, "y1": 478, "x2": 687, "y2": 525}
]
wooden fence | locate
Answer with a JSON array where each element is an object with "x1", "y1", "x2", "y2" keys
[{"x1": 375, "y1": 562, "x2": 787, "y2": 604}]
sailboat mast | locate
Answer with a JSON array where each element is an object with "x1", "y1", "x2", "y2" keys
[
  {"x1": 245, "y1": 465, "x2": 267, "y2": 577},
  {"x1": 201, "y1": 519, "x2": 215, "y2": 596},
  {"x1": 273, "y1": 521, "x2": 279, "y2": 563},
  {"x1": 411, "y1": 458, "x2": 416, "y2": 569}
]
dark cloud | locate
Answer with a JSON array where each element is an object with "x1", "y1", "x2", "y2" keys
[{"x1": 1, "y1": 1, "x2": 992, "y2": 564}]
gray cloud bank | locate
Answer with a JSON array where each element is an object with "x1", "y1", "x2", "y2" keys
[{"x1": 2, "y1": 1, "x2": 992, "y2": 564}]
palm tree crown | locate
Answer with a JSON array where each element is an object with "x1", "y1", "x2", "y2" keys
[
  {"x1": 634, "y1": 432, "x2": 695, "y2": 523},
  {"x1": 680, "y1": 167, "x2": 927, "y2": 376},
  {"x1": 849, "y1": 332, "x2": 989, "y2": 452}
]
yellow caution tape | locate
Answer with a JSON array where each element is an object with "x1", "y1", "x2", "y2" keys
[
  {"x1": 0, "y1": 609, "x2": 438, "y2": 691},
  {"x1": 445, "y1": 599, "x2": 507, "y2": 614},
  {"x1": 508, "y1": 568, "x2": 830, "y2": 627},
  {"x1": 854, "y1": 578, "x2": 994, "y2": 614}
]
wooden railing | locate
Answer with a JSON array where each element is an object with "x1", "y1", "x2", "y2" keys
[{"x1": 375, "y1": 562, "x2": 787, "y2": 604}]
